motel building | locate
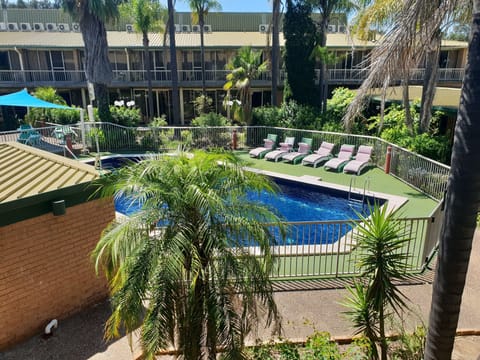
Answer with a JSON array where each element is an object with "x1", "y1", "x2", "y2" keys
[{"x1": 0, "y1": 8, "x2": 468, "y2": 126}]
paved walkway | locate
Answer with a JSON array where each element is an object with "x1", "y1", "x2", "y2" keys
[{"x1": 3, "y1": 230, "x2": 480, "y2": 360}]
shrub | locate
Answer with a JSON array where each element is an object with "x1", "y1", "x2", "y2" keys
[
  {"x1": 109, "y1": 105, "x2": 141, "y2": 127},
  {"x1": 191, "y1": 112, "x2": 231, "y2": 127}
]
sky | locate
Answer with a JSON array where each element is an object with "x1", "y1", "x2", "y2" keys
[{"x1": 166, "y1": 0, "x2": 273, "y2": 13}]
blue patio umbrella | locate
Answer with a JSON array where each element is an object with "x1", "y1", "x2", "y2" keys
[{"x1": 0, "y1": 89, "x2": 72, "y2": 109}]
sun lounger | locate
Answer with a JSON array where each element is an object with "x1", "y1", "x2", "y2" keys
[
  {"x1": 302, "y1": 141, "x2": 335, "y2": 168},
  {"x1": 323, "y1": 144, "x2": 355, "y2": 172},
  {"x1": 343, "y1": 145, "x2": 373, "y2": 175},
  {"x1": 282, "y1": 138, "x2": 313, "y2": 164},
  {"x1": 17, "y1": 124, "x2": 41, "y2": 145},
  {"x1": 249, "y1": 133, "x2": 278, "y2": 159},
  {"x1": 264, "y1": 136, "x2": 295, "y2": 162}
]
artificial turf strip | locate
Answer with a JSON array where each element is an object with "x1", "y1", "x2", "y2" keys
[{"x1": 237, "y1": 152, "x2": 438, "y2": 218}]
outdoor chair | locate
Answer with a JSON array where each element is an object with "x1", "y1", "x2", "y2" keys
[
  {"x1": 264, "y1": 136, "x2": 295, "y2": 162},
  {"x1": 323, "y1": 144, "x2": 355, "y2": 172},
  {"x1": 249, "y1": 133, "x2": 278, "y2": 159},
  {"x1": 282, "y1": 138, "x2": 313, "y2": 164},
  {"x1": 302, "y1": 141, "x2": 335, "y2": 168},
  {"x1": 343, "y1": 145, "x2": 373, "y2": 175},
  {"x1": 52, "y1": 125, "x2": 77, "y2": 145},
  {"x1": 17, "y1": 124, "x2": 41, "y2": 145}
]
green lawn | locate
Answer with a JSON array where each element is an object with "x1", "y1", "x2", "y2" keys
[{"x1": 236, "y1": 151, "x2": 438, "y2": 218}]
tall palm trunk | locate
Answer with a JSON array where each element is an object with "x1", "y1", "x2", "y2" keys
[
  {"x1": 425, "y1": 2, "x2": 480, "y2": 358},
  {"x1": 271, "y1": 0, "x2": 281, "y2": 106},
  {"x1": 318, "y1": 20, "x2": 328, "y2": 112},
  {"x1": 143, "y1": 32, "x2": 154, "y2": 121},
  {"x1": 419, "y1": 31, "x2": 441, "y2": 133},
  {"x1": 401, "y1": 73, "x2": 413, "y2": 134},
  {"x1": 167, "y1": 0, "x2": 181, "y2": 125},
  {"x1": 78, "y1": 7, "x2": 112, "y2": 121},
  {"x1": 199, "y1": 11, "x2": 207, "y2": 94}
]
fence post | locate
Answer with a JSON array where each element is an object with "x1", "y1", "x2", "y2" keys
[
  {"x1": 385, "y1": 145, "x2": 392, "y2": 174},
  {"x1": 232, "y1": 129, "x2": 237, "y2": 150}
]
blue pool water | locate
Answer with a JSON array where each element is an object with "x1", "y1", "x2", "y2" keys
[{"x1": 114, "y1": 175, "x2": 383, "y2": 246}]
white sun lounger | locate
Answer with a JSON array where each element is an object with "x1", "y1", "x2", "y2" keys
[
  {"x1": 323, "y1": 144, "x2": 355, "y2": 172},
  {"x1": 302, "y1": 141, "x2": 334, "y2": 168},
  {"x1": 343, "y1": 145, "x2": 373, "y2": 175},
  {"x1": 264, "y1": 136, "x2": 295, "y2": 162}
]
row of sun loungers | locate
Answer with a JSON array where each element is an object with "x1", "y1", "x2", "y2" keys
[{"x1": 249, "y1": 134, "x2": 373, "y2": 175}]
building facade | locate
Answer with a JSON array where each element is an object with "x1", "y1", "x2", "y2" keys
[{"x1": 0, "y1": 9, "x2": 468, "y2": 126}]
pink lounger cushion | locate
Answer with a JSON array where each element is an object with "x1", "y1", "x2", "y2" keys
[
  {"x1": 343, "y1": 145, "x2": 373, "y2": 175},
  {"x1": 302, "y1": 142, "x2": 335, "y2": 167},
  {"x1": 324, "y1": 144, "x2": 355, "y2": 171}
]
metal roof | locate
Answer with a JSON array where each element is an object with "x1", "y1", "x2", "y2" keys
[
  {"x1": 0, "y1": 31, "x2": 381, "y2": 49},
  {"x1": 0, "y1": 142, "x2": 99, "y2": 204}
]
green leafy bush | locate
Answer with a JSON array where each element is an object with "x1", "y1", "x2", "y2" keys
[
  {"x1": 191, "y1": 112, "x2": 231, "y2": 127},
  {"x1": 24, "y1": 87, "x2": 80, "y2": 125},
  {"x1": 109, "y1": 105, "x2": 141, "y2": 127},
  {"x1": 303, "y1": 331, "x2": 341, "y2": 360}
]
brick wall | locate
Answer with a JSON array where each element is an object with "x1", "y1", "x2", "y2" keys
[{"x1": 0, "y1": 198, "x2": 115, "y2": 350}]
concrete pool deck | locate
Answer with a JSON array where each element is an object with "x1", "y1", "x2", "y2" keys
[{"x1": 3, "y1": 228, "x2": 480, "y2": 360}]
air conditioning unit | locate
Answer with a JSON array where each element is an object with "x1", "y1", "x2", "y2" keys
[
  {"x1": 33, "y1": 23, "x2": 45, "y2": 31},
  {"x1": 0, "y1": 23, "x2": 6, "y2": 31},
  {"x1": 174, "y1": 24, "x2": 182, "y2": 32},
  {"x1": 192, "y1": 24, "x2": 200, "y2": 33},
  {"x1": 338, "y1": 25, "x2": 346, "y2": 33},
  {"x1": 259, "y1": 24, "x2": 268, "y2": 33},
  {"x1": 327, "y1": 24, "x2": 336, "y2": 33},
  {"x1": 8, "y1": 22, "x2": 19, "y2": 31},
  {"x1": 203, "y1": 24, "x2": 212, "y2": 33},
  {"x1": 72, "y1": 23, "x2": 80, "y2": 32},
  {"x1": 20, "y1": 23, "x2": 32, "y2": 31},
  {"x1": 126, "y1": 24, "x2": 134, "y2": 32},
  {"x1": 46, "y1": 23, "x2": 57, "y2": 31},
  {"x1": 181, "y1": 24, "x2": 190, "y2": 32},
  {"x1": 58, "y1": 23, "x2": 70, "y2": 32}
]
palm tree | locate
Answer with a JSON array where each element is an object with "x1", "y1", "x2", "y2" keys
[
  {"x1": 344, "y1": 205, "x2": 410, "y2": 360},
  {"x1": 271, "y1": 0, "x2": 282, "y2": 106},
  {"x1": 344, "y1": 0, "x2": 480, "y2": 357},
  {"x1": 166, "y1": 0, "x2": 181, "y2": 124},
  {"x1": 92, "y1": 151, "x2": 285, "y2": 359},
  {"x1": 343, "y1": 0, "x2": 466, "y2": 131},
  {"x1": 188, "y1": 0, "x2": 222, "y2": 95},
  {"x1": 309, "y1": 0, "x2": 357, "y2": 112},
  {"x1": 224, "y1": 46, "x2": 269, "y2": 125},
  {"x1": 424, "y1": 1, "x2": 480, "y2": 358},
  {"x1": 120, "y1": 0, "x2": 166, "y2": 122},
  {"x1": 62, "y1": 0, "x2": 122, "y2": 122}
]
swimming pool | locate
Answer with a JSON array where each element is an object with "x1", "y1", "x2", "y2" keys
[{"x1": 114, "y1": 173, "x2": 384, "y2": 246}]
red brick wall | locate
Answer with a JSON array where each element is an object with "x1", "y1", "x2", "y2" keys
[{"x1": 0, "y1": 198, "x2": 115, "y2": 349}]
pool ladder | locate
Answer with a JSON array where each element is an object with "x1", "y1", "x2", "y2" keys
[{"x1": 348, "y1": 177, "x2": 371, "y2": 205}]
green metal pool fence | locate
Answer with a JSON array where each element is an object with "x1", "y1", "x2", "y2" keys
[
  {"x1": 263, "y1": 216, "x2": 435, "y2": 279},
  {"x1": 1, "y1": 124, "x2": 446, "y2": 279}
]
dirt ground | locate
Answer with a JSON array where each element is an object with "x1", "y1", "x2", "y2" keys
[{"x1": 2, "y1": 230, "x2": 480, "y2": 360}]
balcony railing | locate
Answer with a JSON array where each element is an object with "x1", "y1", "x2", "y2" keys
[{"x1": 0, "y1": 68, "x2": 464, "y2": 87}]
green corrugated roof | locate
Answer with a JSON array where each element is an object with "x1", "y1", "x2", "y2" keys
[
  {"x1": 0, "y1": 142, "x2": 99, "y2": 204},
  {"x1": 0, "y1": 31, "x2": 378, "y2": 49}
]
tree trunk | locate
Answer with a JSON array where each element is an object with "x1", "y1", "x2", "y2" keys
[
  {"x1": 78, "y1": 6, "x2": 112, "y2": 121},
  {"x1": 424, "y1": 3, "x2": 480, "y2": 358},
  {"x1": 167, "y1": 0, "x2": 181, "y2": 125},
  {"x1": 271, "y1": 0, "x2": 281, "y2": 106},
  {"x1": 402, "y1": 74, "x2": 413, "y2": 134},
  {"x1": 144, "y1": 32, "x2": 154, "y2": 122},
  {"x1": 379, "y1": 304, "x2": 387, "y2": 360},
  {"x1": 318, "y1": 20, "x2": 328, "y2": 112},
  {"x1": 199, "y1": 11, "x2": 206, "y2": 95},
  {"x1": 419, "y1": 31, "x2": 441, "y2": 133}
]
